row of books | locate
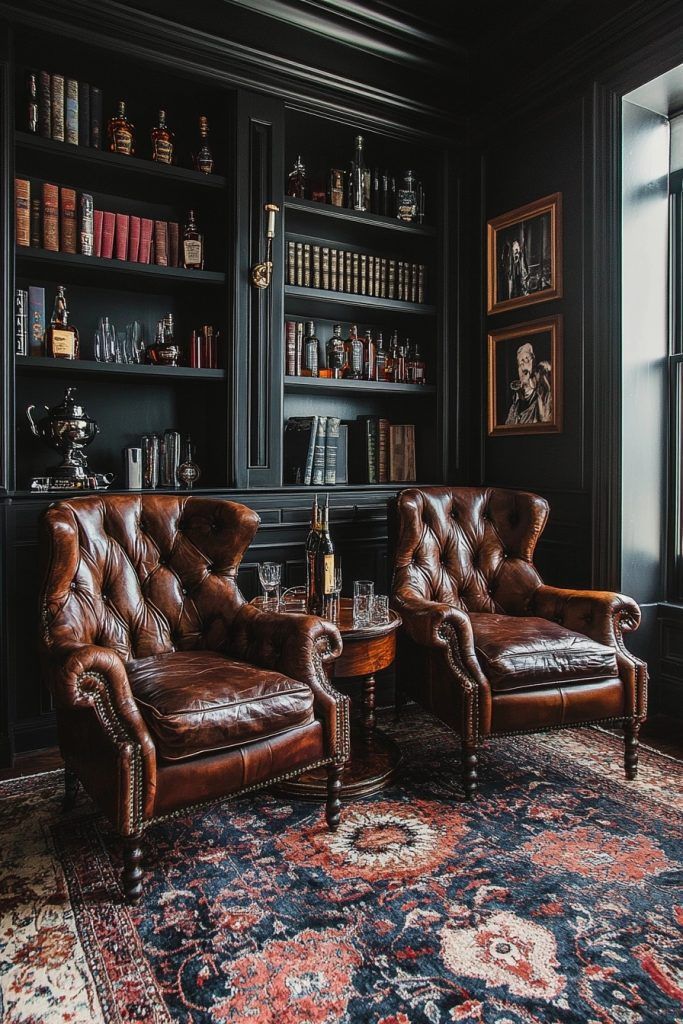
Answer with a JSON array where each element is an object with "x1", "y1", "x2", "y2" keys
[
  {"x1": 286, "y1": 241, "x2": 426, "y2": 303},
  {"x1": 28, "y1": 71, "x2": 103, "y2": 148},
  {"x1": 284, "y1": 415, "x2": 416, "y2": 486},
  {"x1": 15, "y1": 286, "x2": 45, "y2": 356},
  {"x1": 15, "y1": 179, "x2": 183, "y2": 266}
]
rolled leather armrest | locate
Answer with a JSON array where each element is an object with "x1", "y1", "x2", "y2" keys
[
  {"x1": 530, "y1": 585, "x2": 641, "y2": 649},
  {"x1": 229, "y1": 603, "x2": 349, "y2": 761}
]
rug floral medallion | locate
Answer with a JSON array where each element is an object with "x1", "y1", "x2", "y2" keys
[{"x1": 1, "y1": 710, "x2": 682, "y2": 1024}]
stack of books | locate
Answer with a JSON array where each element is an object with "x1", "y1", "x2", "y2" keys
[
  {"x1": 283, "y1": 415, "x2": 416, "y2": 485},
  {"x1": 15, "y1": 178, "x2": 182, "y2": 265},
  {"x1": 286, "y1": 241, "x2": 426, "y2": 303}
]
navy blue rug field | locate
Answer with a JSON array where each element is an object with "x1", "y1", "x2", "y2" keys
[{"x1": 1, "y1": 708, "x2": 681, "y2": 1023}]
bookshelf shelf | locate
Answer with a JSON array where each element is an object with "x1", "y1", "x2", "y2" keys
[
  {"x1": 284, "y1": 375, "x2": 435, "y2": 395},
  {"x1": 284, "y1": 197, "x2": 436, "y2": 236},
  {"x1": 15, "y1": 355, "x2": 226, "y2": 382},
  {"x1": 15, "y1": 131, "x2": 228, "y2": 190},
  {"x1": 16, "y1": 246, "x2": 226, "y2": 288},
  {"x1": 284, "y1": 285, "x2": 435, "y2": 318}
]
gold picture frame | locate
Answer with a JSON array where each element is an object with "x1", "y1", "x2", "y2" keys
[
  {"x1": 487, "y1": 316, "x2": 563, "y2": 436},
  {"x1": 487, "y1": 192, "x2": 562, "y2": 314}
]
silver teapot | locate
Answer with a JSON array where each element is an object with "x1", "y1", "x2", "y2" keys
[{"x1": 27, "y1": 387, "x2": 99, "y2": 482}]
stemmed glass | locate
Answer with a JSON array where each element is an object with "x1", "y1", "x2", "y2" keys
[{"x1": 258, "y1": 562, "x2": 282, "y2": 609}]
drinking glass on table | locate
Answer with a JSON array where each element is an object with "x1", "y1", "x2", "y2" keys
[
  {"x1": 258, "y1": 561, "x2": 282, "y2": 609},
  {"x1": 353, "y1": 580, "x2": 374, "y2": 627},
  {"x1": 372, "y1": 594, "x2": 390, "y2": 624}
]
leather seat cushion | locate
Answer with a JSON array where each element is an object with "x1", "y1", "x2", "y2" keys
[
  {"x1": 128, "y1": 650, "x2": 315, "y2": 762},
  {"x1": 469, "y1": 613, "x2": 619, "y2": 692}
]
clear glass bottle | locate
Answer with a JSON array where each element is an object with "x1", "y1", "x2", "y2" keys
[
  {"x1": 107, "y1": 99, "x2": 135, "y2": 155},
  {"x1": 194, "y1": 115, "x2": 214, "y2": 174},
  {"x1": 344, "y1": 324, "x2": 363, "y2": 380},
  {"x1": 350, "y1": 135, "x2": 370, "y2": 212},
  {"x1": 151, "y1": 109, "x2": 174, "y2": 164},
  {"x1": 395, "y1": 343, "x2": 407, "y2": 383},
  {"x1": 45, "y1": 285, "x2": 79, "y2": 359},
  {"x1": 302, "y1": 321, "x2": 319, "y2": 377},
  {"x1": 326, "y1": 324, "x2": 346, "y2": 379},
  {"x1": 363, "y1": 329, "x2": 377, "y2": 381},
  {"x1": 397, "y1": 169, "x2": 418, "y2": 222},
  {"x1": 183, "y1": 209, "x2": 203, "y2": 269},
  {"x1": 376, "y1": 331, "x2": 387, "y2": 381}
]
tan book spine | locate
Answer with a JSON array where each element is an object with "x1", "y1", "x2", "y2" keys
[
  {"x1": 303, "y1": 243, "x2": 311, "y2": 287},
  {"x1": 388, "y1": 424, "x2": 403, "y2": 482},
  {"x1": 397, "y1": 261, "x2": 405, "y2": 301},
  {"x1": 373, "y1": 253, "x2": 381, "y2": 296},
  {"x1": 360, "y1": 253, "x2": 367, "y2": 295},
  {"x1": 59, "y1": 187, "x2": 77, "y2": 253},
  {"x1": 296, "y1": 242, "x2": 303, "y2": 286},
  {"x1": 42, "y1": 182, "x2": 59, "y2": 251},
  {"x1": 338, "y1": 250, "x2": 345, "y2": 291},
  {"x1": 295, "y1": 321, "x2": 304, "y2": 375},
  {"x1": 15, "y1": 178, "x2": 30, "y2": 247},
  {"x1": 388, "y1": 258, "x2": 397, "y2": 299},
  {"x1": 411, "y1": 262, "x2": 419, "y2": 303},
  {"x1": 287, "y1": 241, "x2": 295, "y2": 285},
  {"x1": 330, "y1": 248, "x2": 338, "y2": 291},
  {"x1": 51, "y1": 73, "x2": 65, "y2": 142},
  {"x1": 418, "y1": 264, "x2": 425, "y2": 303},
  {"x1": 322, "y1": 246, "x2": 330, "y2": 290},
  {"x1": 312, "y1": 245, "x2": 321, "y2": 288},
  {"x1": 65, "y1": 78, "x2": 79, "y2": 145},
  {"x1": 367, "y1": 255, "x2": 374, "y2": 296},
  {"x1": 378, "y1": 417, "x2": 390, "y2": 483},
  {"x1": 345, "y1": 251, "x2": 353, "y2": 293},
  {"x1": 352, "y1": 252, "x2": 359, "y2": 294},
  {"x1": 380, "y1": 257, "x2": 387, "y2": 298}
]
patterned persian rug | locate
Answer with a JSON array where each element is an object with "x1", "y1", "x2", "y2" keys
[{"x1": 1, "y1": 709, "x2": 682, "y2": 1024}]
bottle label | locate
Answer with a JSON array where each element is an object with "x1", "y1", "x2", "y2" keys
[
  {"x1": 50, "y1": 329, "x2": 74, "y2": 357},
  {"x1": 153, "y1": 137, "x2": 173, "y2": 164},
  {"x1": 323, "y1": 554, "x2": 335, "y2": 595},
  {"x1": 113, "y1": 127, "x2": 133, "y2": 155},
  {"x1": 197, "y1": 149, "x2": 213, "y2": 174},
  {"x1": 184, "y1": 239, "x2": 202, "y2": 266},
  {"x1": 397, "y1": 188, "x2": 417, "y2": 222},
  {"x1": 351, "y1": 343, "x2": 363, "y2": 374}
]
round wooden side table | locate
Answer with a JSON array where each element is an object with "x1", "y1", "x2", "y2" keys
[{"x1": 252, "y1": 595, "x2": 402, "y2": 798}]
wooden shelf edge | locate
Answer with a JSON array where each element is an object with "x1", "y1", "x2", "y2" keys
[
  {"x1": 16, "y1": 246, "x2": 226, "y2": 285},
  {"x1": 16, "y1": 356, "x2": 226, "y2": 381},
  {"x1": 15, "y1": 131, "x2": 228, "y2": 189},
  {"x1": 284, "y1": 285, "x2": 435, "y2": 315},
  {"x1": 284, "y1": 197, "x2": 435, "y2": 236},
  {"x1": 283, "y1": 375, "x2": 435, "y2": 394}
]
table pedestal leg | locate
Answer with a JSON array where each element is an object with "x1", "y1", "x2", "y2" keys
[{"x1": 361, "y1": 674, "x2": 376, "y2": 734}]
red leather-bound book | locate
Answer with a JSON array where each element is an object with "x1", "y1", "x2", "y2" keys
[
  {"x1": 101, "y1": 211, "x2": 116, "y2": 259},
  {"x1": 139, "y1": 218, "x2": 154, "y2": 264},
  {"x1": 128, "y1": 216, "x2": 141, "y2": 262},
  {"x1": 93, "y1": 209, "x2": 104, "y2": 257},
  {"x1": 42, "y1": 183, "x2": 59, "y2": 252},
  {"x1": 59, "y1": 187, "x2": 77, "y2": 254},
  {"x1": 114, "y1": 213, "x2": 129, "y2": 260},
  {"x1": 154, "y1": 220, "x2": 168, "y2": 267},
  {"x1": 168, "y1": 221, "x2": 179, "y2": 267}
]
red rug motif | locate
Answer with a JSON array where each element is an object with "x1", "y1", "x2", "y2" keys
[{"x1": 1, "y1": 710, "x2": 682, "y2": 1023}]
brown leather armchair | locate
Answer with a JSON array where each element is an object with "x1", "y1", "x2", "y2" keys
[
  {"x1": 391, "y1": 486, "x2": 647, "y2": 798},
  {"x1": 40, "y1": 494, "x2": 350, "y2": 901}
]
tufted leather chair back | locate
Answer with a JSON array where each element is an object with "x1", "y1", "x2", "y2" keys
[
  {"x1": 392, "y1": 486, "x2": 548, "y2": 615},
  {"x1": 41, "y1": 494, "x2": 260, "y2": 661}
]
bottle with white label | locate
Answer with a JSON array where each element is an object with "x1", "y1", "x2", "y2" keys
[
  {"x1": 45, "y1": 285, "x2": 79, "y2": 359},
  {"x1": 182, "y1": 209, "x2": 203, "y2": 269}
]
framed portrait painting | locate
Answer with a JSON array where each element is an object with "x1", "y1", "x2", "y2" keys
[
  {"x1": 487, "y1": 316, "x2": 562, "y2": 436},
  {"x1": 487, "y1": 192, "x2": 562, "y2": 314}
]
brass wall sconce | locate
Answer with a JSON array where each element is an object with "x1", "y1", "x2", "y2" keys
[{"x1": 250, "y1": 202, "x2": 280, "y2": 289}]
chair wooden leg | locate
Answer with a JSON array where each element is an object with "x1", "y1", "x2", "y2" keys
[
  {"x1": 325, "y1": 763, "x2": 343, "y2": 831},
  {"x1": 462, "y1": 740, "x2": 478, "y2": 800},
  {"x1": 122, "y1": 836, "x2": 144, "y2": 903},
  {"x1": 624, "y1": 721, "x2": 640, "y2": 780},
  {"x1": 63, "y1": 768, "x2": 79, "y2": 811}
]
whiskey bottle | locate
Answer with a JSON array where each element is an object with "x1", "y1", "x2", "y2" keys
[
  {"x1": 395, "y1": 343, "x2": 407, "y2": 384},
  {"x1": 311, "y1": 496, "x2": 334, "y2": 615},
  {"x1": 194, "y1": 115, "x2": 214, "y2": 174},
  {"x1": 350, "y1": 135, "x2": 370, "y2": 212},
  {"x1": 376, "y1": 331, "x2": 387, "y2": 380},
  {"x1": 397, "y1": 170, "x2": 418, "y2": 222},
  {"x1": 26, "y1": 72, "x2": 38, "y2": 134},
  {"x1": 363, "y1": 329, "x2": 377, "y2": 381},
  {"x1": 182, "y1": 209, "x2": 203, "y2": 269},
  {"x1": 107, "y1": 99, "x2": 134, "y2": 155},
  {"x1": 344, "y1": 324, "x2": 363, "y2": 380},
  {"x1": 386, "y1": 329, "x2": 399, "y2": 382},
  {"x1": 151, "y1": 109, "x2": 174, "y2": 164},
  {"x1": 45, "y1": 285, "x2": 79, "y2": 359},
  {"x1": 287, "y1": 155, "x2": 306, "y2": 198},
  {"x1": 328, "y1": 168, "x2": 345, "y2": 207},
  {"x1": 412, "y1": 341, "x2": 426, "y2": 384},
  {"x1": 305, "y1": 495, "x2": 321, "y2": 613},
  {"x1": 302, "y1": 321, "x2": 319, "y2": 377},
  {"x1": 327, "y1": 323, "x2": 346, "y2": 379}
]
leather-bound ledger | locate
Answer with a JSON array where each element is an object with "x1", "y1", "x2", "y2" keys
[
  {"x1": 397, "y1": 261, "x2": 405, "y2": 301},
  {"x1": 418, "y1": 264, "x2": 425, "y2": 303},
  {"x1": 389, "y1": 424, "x2": 416, "y2": 482},
  {"x1": 388, "y1": 258, "x2": 397, "y2": 299},
  {"x1": 373, "y1": 254, "x2": 380, "y2": 296},
  {"x1": 285, "y1": 320, "x2": 297, "y2": 376},
  {"x1": 312, "y1": 245, "x2": 321, "y2": 288},
  {"x1": 93, "y1": 209, "x2": 103, "y2": 257},
  {"x1": 90, "y1": 85, "x2": 103, "y2": 149},
  {"x1": 115, "y1": 213, "x2": 130, "y2": 260},
  {"x1": 168, "y1": 221, "x2": 179, "y2": 267},
  {"x1": 38, "y1": 70, "x2": 51, "y2": 137},
  {"x1": 139, "y1": 218, "x2": 154, "y2": 263},
  {"x1": 360, "y1": 253, "x2": 367, "y2": 295},
  {"x1": 378, "y1": 417, "x2": 390, "y2": 483},
  {"x1": 50, "y1": 73, "x2": 65, "y2": 142},
  {"x1": 352, "y1": 252, "x2": 359, "y2": 294},
  {"x1": 15, "y1": 178, "x2": 30, "y2": 247},
  {"x1": 59, "y1": 187, "x2": 77, "y2": 253},
  {"x1": 380, "y1": 257, "x2": 388, "y2": 298},
  {"x1": 321, "y1": 246, "x2": 330, "y2": 290},
  {"x1": 287, "y1": 241, "x2": 295, "y2": 285},
  {"x1": 128, "y1": 216, "x2": 141, "y2": 262},
  {"x1": 345, "y1": 251, "x2": 353, "y2": 293},
  {"x1": 367, "y1": 255, "x2": 374, "y2": 296},
  {"x1": 78, "y1": 81, "x2": 90, "y2": 147},
  {"x1": 30, "y1": 197, "x2": 41, "y2": 247},
  {"x1": 295, "y1": 242, "x2": 303, "y2": 286},
  {"x1": 411, "y1": 262, "x2": 419, "y2": 303},
  {"x1": 303, "y1": 243, "x2": 311, "y2": 287},
  {"x1": 65, "y1": 78, "x2": 78, "y2": 144},
  {"x1": 336, "y1": 250, "x2": 344, "y2": 291},
  {"x1": 153, "y1": 220, "x2": 168, "y2": 266},
  {"x1": 295, "y1": 321, "x2": 304, "y2": 375},
  {"x1": 42, "y1": 182, "x2": 59, "y2": 251},
  {"x1": 101, "y1": 211, "x2": 116, "y2": 258},
  {"x1": 330, "y1": 248, "x2": 337, "y2": 291}
]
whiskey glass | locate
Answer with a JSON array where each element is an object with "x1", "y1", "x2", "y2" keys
[{"x1": 352, "y1": 580, "x2": 374, "y2": 627}]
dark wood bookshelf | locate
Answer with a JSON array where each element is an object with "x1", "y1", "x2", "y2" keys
[
  {"x1": 284, "y1": 196, "x2": 436, "y2": 236},
  {"x1": 284, "y1": 375, "x2": 435, "y2": 395},
  {"x1": 15, "y1": 131, "x2": 228, "y2": 190},
  {"x1": 16, "y1": 246, "x2": 226, "y2": 287},
  {"x1": 16, "y1": 356, "x2": 226, "y2": 382},
  {"x1": 284, "y1": 285, "x2": 436, "y2": 317}
]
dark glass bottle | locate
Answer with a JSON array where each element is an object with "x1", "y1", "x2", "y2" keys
[
  {"x1": 311, "y1": 497, "x2": 334, "y2": 615},
  {"x1": 303, "y1": 321, "x2": 319, "y2": 377},
  {"x1": 305, "y1": 495, "x2": 320, "y2": 613},
  {"x1": 151, "y1": 109, "x2": 174, "y2": 164},
  {"x1": 183, "y1": 209, "x2": 203, "y2": 269},
  {"x1": 327, "y1": 324, "x2": 346, "y2": 379},
  {"x1": 45, "y1": 285, "x2": 79, "y2": 359},
  {"x1": 107, "y1": 99, "x2": 134, "y2": 155},
  {"x1": 395, "y1": 343, "x2": 407, "y2": 384},
  {"x1": 345, "y1": 324, "x2": 363, "y2": 380},
  {"x1": 194, "y1": 115, "x2": 214, "y2": 174}
]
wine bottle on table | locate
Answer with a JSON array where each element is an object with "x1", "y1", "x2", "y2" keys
[
  {"x1": 305, "y1": 495, "x2": 321, "y2": 613},
  {"x1": 313, "y1": 497, "x2": 335, "y2": 616}
]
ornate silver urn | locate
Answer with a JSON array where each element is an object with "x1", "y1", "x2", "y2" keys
[{"x1": 27, "y1": 386, "x2": 100, "y2": 483}]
